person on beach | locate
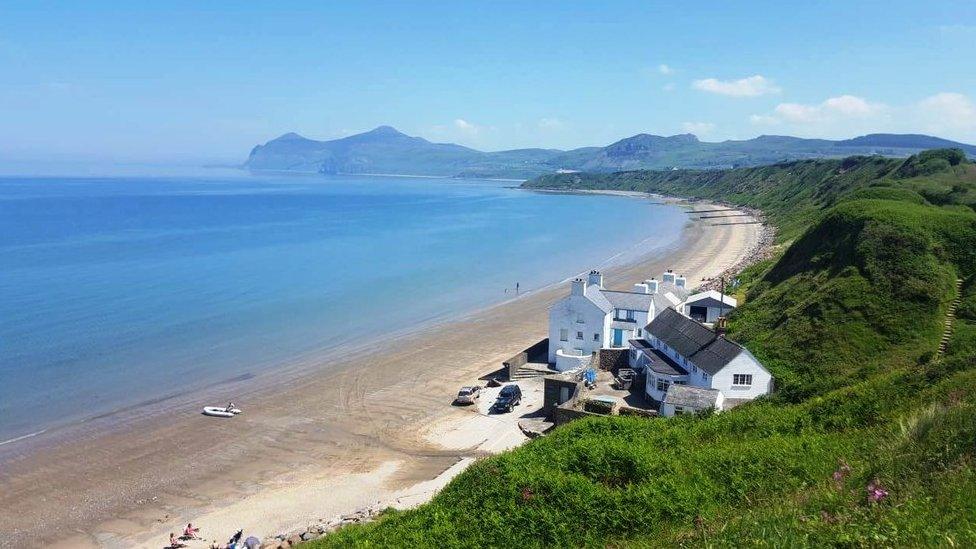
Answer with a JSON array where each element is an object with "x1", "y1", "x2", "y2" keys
[
  {"x1": 169, "y1": 532, "x2": 187, "y2": 548},
  {"x1": 227, "y1": 529, "x2": 244, "y2": 547},
  {"x1": 183, "y1": 523, "x2": 200, "y2": 539}
]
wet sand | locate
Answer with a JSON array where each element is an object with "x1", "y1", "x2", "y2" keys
[{"x1": 0, "y1": 204, "x2": 762, "y2": 548}]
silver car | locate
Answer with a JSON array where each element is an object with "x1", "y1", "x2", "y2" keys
[{"x1": 455, "y1": 386, "x2": 481, "y2": 405}]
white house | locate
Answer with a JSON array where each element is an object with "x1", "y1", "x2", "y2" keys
[
  {"x1": 684, "y1": 290, "x2": 737, "y2": 324},
  {"x1": 629, "y1": 307, "x2": 772, "y2": 415},
  {"x1": 547, "y1": 270, "x2": 689, "y2": 371}
]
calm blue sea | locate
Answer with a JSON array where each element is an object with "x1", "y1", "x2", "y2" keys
[{"x1": 0, "y1": 172, "x2": 686, "y2": 442}]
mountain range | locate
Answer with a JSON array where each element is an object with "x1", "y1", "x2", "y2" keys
[{"x1": 244, "y1": 125, "x2": 976, "y2": 179}]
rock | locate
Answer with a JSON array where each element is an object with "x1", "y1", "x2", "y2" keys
[
  {"x1": 301, "y1": 531, "x2": 318, "y2": 541},
  {"x1": 287, "y1": 533, "x2": 303, "y2": 546}
]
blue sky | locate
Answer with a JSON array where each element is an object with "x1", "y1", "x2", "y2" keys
[{"x1": 2, "y1": 1, "x2": 975, "y2": 164}]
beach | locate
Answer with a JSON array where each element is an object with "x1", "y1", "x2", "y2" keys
[{"x1": 0, "y1": 201, "x2": 763, "y2": 548}]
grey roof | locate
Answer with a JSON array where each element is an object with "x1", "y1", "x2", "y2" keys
[
  {"x1": 629, "y1": 339, "x2": 688, "y2": 376},
  {"x1": 602, "y1": 290, "x2": 654, "y2": 311},
  {"x1": 584, "y1": 284, "x2": 613, "y2": 313},
  {"x1": 664, "y1": 385, "x2": 721, "y2": 408},
  {"x1": 602, "y1": 282, "x2": 688, "y2": 312},
  {"x1": 685, "y1": 296, "x2": 735, "y2": 310},
  {"x1": 647, "y1": 308, "x2": 744, "y2": 375}
]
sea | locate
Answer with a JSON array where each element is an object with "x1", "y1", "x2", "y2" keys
[{"x1": 0, "y1": 171, "x2": 687, "y2": 444}]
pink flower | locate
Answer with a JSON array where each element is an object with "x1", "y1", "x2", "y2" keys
[
  {"x1": 866, "y1": 479, "x2": 889, "y2": 503},
  {"x1": 831, "y1": 459, "x2": 851, "y2": 486}
]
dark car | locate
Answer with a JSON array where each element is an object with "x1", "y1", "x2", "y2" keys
[{"x1": 493, "y1": 384, "x2": 522, "y2": 413}]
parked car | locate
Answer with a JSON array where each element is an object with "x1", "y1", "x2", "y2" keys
[
  {"x1": 455, "y1": 386, "x2": 481, "y2": 405},
  {"x1": 492, "y1": 384, "x2": 522, "y2": 413}
]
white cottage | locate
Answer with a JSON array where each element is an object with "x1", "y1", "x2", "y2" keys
[
  {"x1": 629, "y1": 308, "x2": 772, "y2": 413},
  {"x1": 547, "y1": 270, "x2": 688, "y2": 371},
  {"x1": 684, "y1": 290, "x2": 737, "y2": 324}
]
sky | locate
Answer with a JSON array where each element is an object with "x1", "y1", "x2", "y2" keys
[{"x1": 1, "y1": 1, "x2": 975, "y2": 165}]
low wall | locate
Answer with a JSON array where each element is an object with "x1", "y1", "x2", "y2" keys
[
  {"x1": 503, "y1": 338, "x2": 549, "y2": 380},
  {"x1": 553, "y1": 406, "x2": 601, "y2": 426}
]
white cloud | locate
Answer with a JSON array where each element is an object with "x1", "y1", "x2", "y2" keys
[
  {"x1": 681, "y1": 121, "x2": 715, "y2": 136},
  {"x1": 755, "y1": 95, "x2": 887, "y2": 125},
  {"x1": 658, "y1": 64, "x2": 673, "y2": 75},
  {"x1": 537, "y1": 117, "x2": 564, "y2": 130},
  {"x1": 453, "y1": 118, "x2": 480, "y2": 134},
  {"x1": 917, "y1": 92, "x2": 976, "y2": 133},
  {"x1": 747, "y1": 92, "x2": 976, "y2": 142},
  {"x1": 749, "y1": 114, "x2": 780, "y2": 126},
  {"x1": 662, "y1": 82, "x2": 676, "y2": 92},
  {"x1": 692, "y1": 75, "x2": 781, "y2": 97}
]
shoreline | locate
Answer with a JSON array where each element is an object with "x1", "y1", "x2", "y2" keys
[{"x1": 0, "y1": 198, "x2": 765, "y2": 548}]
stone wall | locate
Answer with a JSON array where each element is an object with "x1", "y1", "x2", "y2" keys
[
  {"x1": 553, "y1": 405, "x2": 600, "y2": 426},
  {"x1": 597, "y1": 348, "x2": 629, "y2": 371}
]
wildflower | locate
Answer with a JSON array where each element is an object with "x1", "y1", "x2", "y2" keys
[
  {"x1": 866, "y1": 479, "x2": 889, "y2": 503},
  {"x1": 520, "y1": 486, "x2": 534, "y2": 502},
  {"x1": 831, "y1": 459, "x2": 851, "y2": 488}
]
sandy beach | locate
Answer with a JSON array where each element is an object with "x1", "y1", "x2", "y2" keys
[{"x1": 0, "y1": 201, "x2": 763, "y2": 548}]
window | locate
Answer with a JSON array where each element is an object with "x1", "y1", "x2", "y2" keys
[
  {"x1": 626, "y1": 309, "x2": 635, "y2": 321},
  {"x1": 674, "y1": 380, "x2": 687, "y2": 385},
  {"x1": 674, "y1": 406, "x2": 688, "y2": 415},
  {"x1": 593, "y1": 333, "x2": 600, "y2": 342},
  {"x1": 576, "y1": 331, "x2": 584, "y2": 340},
  {"x1": 733, "y1": 374, "x2": 753, "y2": 386},
  {"x1": 576, "y1": 313, "x2": 585, "y2": 323},
  {"x1": 559, "y1": 329, "x2": 568, "y2": 342},
  {"x1": 637, "y1": 328, "x2": 642, "y2": 337},
  {"x1": 656, "y1": 378, "x2": 670, "y2": 392}
]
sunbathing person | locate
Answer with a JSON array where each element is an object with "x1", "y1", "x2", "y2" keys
[
  {"x1": 169, "y1": 532, "x2": 188, "y2": 548},
  {"x1": 183, "y1": 523, "x2": 201, "y2": 539}
]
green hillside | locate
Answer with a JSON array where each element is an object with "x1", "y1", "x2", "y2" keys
[
  {"x1": 525, "y1": 148, "x2": 976, "y2": 240},
  {"x1": 306, "y1": 149, "x2": 976, "y2": 548}
]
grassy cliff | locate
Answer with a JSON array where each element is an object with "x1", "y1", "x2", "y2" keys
[{"x1": 307, "y1": 150, "x2": 976, "y2": 547}]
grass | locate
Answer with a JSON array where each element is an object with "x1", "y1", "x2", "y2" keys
[{"x1": 304, "y1": 149, "x2": 976, "y2": 548}]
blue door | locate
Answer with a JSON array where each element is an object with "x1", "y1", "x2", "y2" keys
[{"x1": 612, "y1": 329, "x2": 623, "y2": 347}]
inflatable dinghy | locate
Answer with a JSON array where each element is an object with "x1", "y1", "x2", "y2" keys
[{"x1": 203, "y1": 406, "x2": 237, "y2": 418}]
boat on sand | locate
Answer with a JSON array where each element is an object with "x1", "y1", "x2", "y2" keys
[{"x1": 202, "y1": 406, "x2": 242, "y2": 418}]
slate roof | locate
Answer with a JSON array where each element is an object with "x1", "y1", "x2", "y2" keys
[
  {"x1": 629, "y1": 339, "x2": 688, "y2": 376},
  {"x1": 686, "y1": 290, "x2": 737, "y2": 310},
  {"x1": 664, "y1": 385, "x2": 721, "y2": 408},
  {"x1": 583, "y1": 284, "x2": 612, "y2": 313},
  {"x1": 600, "y1": 281, "x2": 688, "y2": 313},
  {"x1": 646, "y1": 308, "x2": 744, "y2": 375},
  {"x1": 603, "y1": 290, "x2": 654, "y2": 311}
]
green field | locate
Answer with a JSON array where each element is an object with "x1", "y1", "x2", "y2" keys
[{"x1": 307, "y1": 149, "x2": 976, "y2": 547}]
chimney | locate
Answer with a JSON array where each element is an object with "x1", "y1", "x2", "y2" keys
[
  {"x1": 571, "y1": 278, "x2": 585, "y2": 296},
  {"x1": 633, "y1": 283, "x2": 650, "y2": 294},
  {"x1": 587, "y1": 270, "x2": 604, "y2": 288},
  {"x1": 715, "y1": 316, "x2": 728, "y2": 336},
  {"x1": 645, "y1": 278, "x2": 659, "y2": 294},
  {"x1": 662, "y1": 270, "x2": 676, "y2": 285},
  {"x1": 675, "y1": 275, "x2": 687, "y2": 289}
]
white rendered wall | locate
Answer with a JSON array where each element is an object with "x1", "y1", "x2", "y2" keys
[
  {"x1": 709, "y1": 350, "x2": 773, "y2": 400},
  {"x1": 547, "y1": 293, "x2": 608, "y2": 363}
]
